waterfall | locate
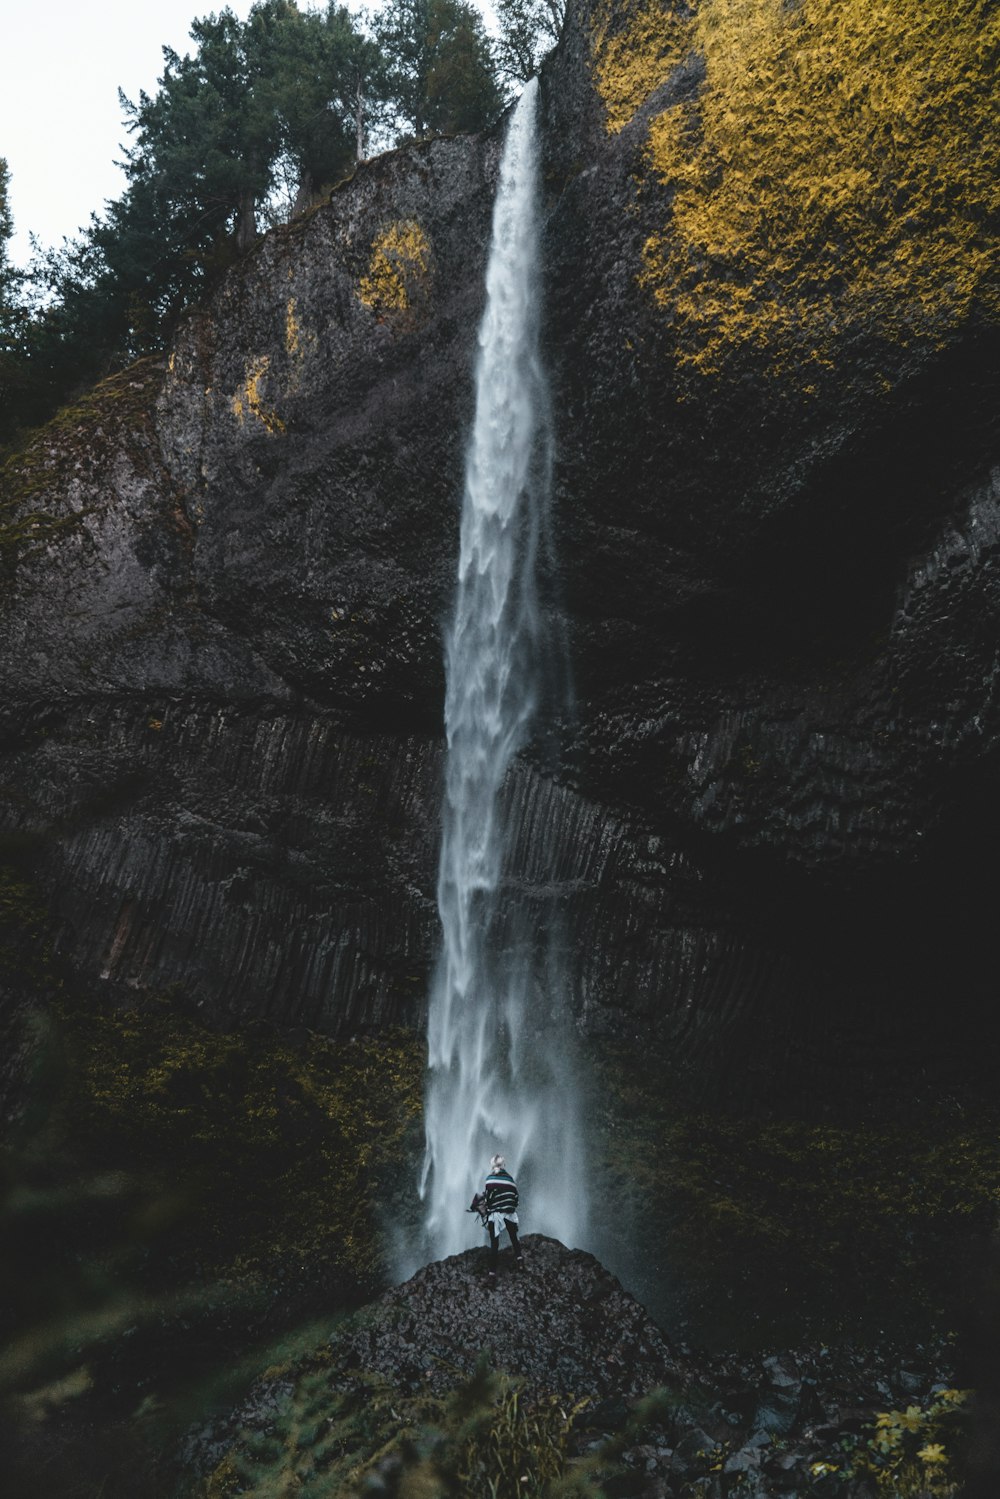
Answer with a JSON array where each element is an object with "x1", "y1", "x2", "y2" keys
[{"x1": 417, "y1": 78, "x2": 587, "y2": 1263}]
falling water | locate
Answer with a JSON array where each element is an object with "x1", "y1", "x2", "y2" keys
[{"x1": 417, "y1": 78, "x2": 586, "y2": 1262}]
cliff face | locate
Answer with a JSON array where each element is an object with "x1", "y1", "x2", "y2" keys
[
  {"x1": 539, "y1": 0, "x2": 1000, "y2": 1089},
  {"x1": 0, "y1": 138, "x2": 495, "y2": 1032},
  {"x1": 2, "y1": 0, "x2": 1000, "y2": 1097}
]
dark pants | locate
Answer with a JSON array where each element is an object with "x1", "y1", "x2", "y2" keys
[{"x1": 488, "y1": 1218, "x2": 521, "y2": 1269}]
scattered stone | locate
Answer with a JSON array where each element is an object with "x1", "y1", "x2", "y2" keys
[{"x1": 184, "y1": 1238, "x2": 960, "y2": 1496}]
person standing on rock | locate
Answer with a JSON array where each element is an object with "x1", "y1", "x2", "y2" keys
[{"x1": 470, "y1": 1154, "x2": 523, "y2": 1280}]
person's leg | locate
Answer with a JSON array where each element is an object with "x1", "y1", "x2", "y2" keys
[
  {"x1": 488, "y1": 1221, "x2": 499, "y2": 1274},
  {"x1": 506, "y1": 1219, "x2": 522, "y2": 1263}
]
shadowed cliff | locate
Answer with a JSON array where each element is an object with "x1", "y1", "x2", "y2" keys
[{"x1": 1, "y1": 0, "x2": 999, "y2": 1105}]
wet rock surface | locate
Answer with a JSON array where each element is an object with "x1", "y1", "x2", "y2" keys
[
  {"x1": 340, "y1": 1235, "x2": 683, "y2": 1401},
  {"x1": 0, "y1": 0, "x2": 999, "y2": 1105}
]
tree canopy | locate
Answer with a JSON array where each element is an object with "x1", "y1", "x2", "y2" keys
[
  {"x1": 494, "y1": 0, "x2": 564, "y2": 86},
  {"x1": 0, "y1": 0, "x2": 518, "y2": 450},
  {"x1": 375, "y1": 0, "x2": 504, "y2": 138},
  {"x1": 0, "y1": 158, "x2": 27, "y2": 444}
]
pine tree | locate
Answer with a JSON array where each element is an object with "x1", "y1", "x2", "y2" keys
[
  {"x1": 0, "y1": 0, "x2": 504, "y2": 442},
  {"x1": 0, "y1": 157, "x2": 27, "y2": 445},
  {"x1": 272, "y1": 3, "x2": 390, "y2": 210},
  {"x1": 376, "y1": 0, "x2": 504, "y2": 139},
  {"x1": 494, "y1": 0, "x2": 564, "y2": 85}
]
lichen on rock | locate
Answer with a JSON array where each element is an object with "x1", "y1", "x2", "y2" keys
[
  {"x1": 230, "y1": 354, "x2": 286, "y2": 434},
  {"x1": 589, "y1": 0, "x2": 692, "y2": 132},
  {"x1": 357, "y1": 220, "x2": 433, "y2": 322},
  {"x1": 591, "y1": 0, "x2": 1000, "y2": 380}
]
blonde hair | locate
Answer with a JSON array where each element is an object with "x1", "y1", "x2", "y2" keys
[{"x1": 490, "y1": 1154, "x2": 505, "y2": 1171}]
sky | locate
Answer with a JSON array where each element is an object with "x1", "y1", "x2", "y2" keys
[
  {"x1": 0, "y1": 0, "x2": 497, "y2": 270},
  {"x1": 1, "y1": 0, "x2": 259, "y2": 266}
]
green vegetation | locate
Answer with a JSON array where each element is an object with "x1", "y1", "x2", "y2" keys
[
  {"x1": 118, "y1": 0, "x2": 392, "y2": 261},
  {"x1": 592, "y1": 1040, "x2": 1000, "y2": 1347},
  {"x1": 0, "y1": 0, "x2": 569, "y2": 448},
  {"x1": 0, "y1": 858, "x2": 429, "y2": 1493},
  {"x1": 494, "y1": 0, "x2": 564, "y2": 85},
  {"x1": 199, "y1": 1351, "x2": 678, "y2": 1498},
  {"x1": 2, "y1": 1, "x2": 386, "y2": 446},
  {"x1": 57, "y1": 999, "x2": 424, "y2": 1291},
  {"x1": 0, "y1": 864, "x2": 54, "y2": 993},
  {"x1": 375, "y1": 0, "x2": 504, "y2": 138},
  {"x1": 590, "y1": 0, "x2": 1000, "y2": 384},
  {"x1": 0, "y1": 157, "x2": 28, "y2": 439},
  {"x1": 0, "y1": 357, "x2": 165, "y2": 579},
  {"x1": 0, "y1": 864, "x2": 989, "y2": 1492},
  {"x1": 0, "y1": 0, "x2": 513, "y2": 452},
  {"x1": 809, "y1": 1387, "x2": 970, "y2": 1497}
]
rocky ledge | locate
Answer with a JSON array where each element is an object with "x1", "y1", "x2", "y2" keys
[
  {"x1": 341, "y1": 1235, "x2": 682, "y2": 1401},
  {"x1": 189, "y1": 1238, "x2": 964, "y2": 1497}
]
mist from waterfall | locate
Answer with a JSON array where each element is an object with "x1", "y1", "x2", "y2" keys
[{"x1": 417, "y1": 78, "x2": 587, "y2": 1264}]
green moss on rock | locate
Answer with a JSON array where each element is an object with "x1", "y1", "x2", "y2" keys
[
  {"x1": 56, "y1": 998, "x2": 425, "y2": 1294},
  {"x1": 0, "y1": 357, "x2": 165, "y2": 568},
  {"x1": 0, "y1": 865, "x2": 55, "y2": 991},
  {"x1": 591, "y1": 1040, "x2": 1000, "y2": 1346}
]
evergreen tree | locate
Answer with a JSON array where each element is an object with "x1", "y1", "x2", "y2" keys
[
  {"x1": 0, "y1": 157, "x2": 28, "y2": 445},
  {"x1": 494, "y1": 0, "x2": 564, "y2": 85},
  {"x1": 376, "y1": 0, "x2": 503, "y2": 138},
  {"x1": 0, "y1": 0, "x2": 505, "y2": 446},
  {"x1": 119, "y1": 2, "x2": 386, "y2": 252},
  {"x1": 0, "y1": 158, "x2": 13, "y2": 294},
  {"x1": 120, "y1": 3, "x2": 286, "y2": 257},
  {"x1": 272, "y1": 4, "x2": 390, "y2": 209}
]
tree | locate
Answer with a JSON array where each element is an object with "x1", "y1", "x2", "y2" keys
[
  {"x1": 0, "y1": 158, "x2": 18, "y2": 358},
  {"x1": 1, "y1": 0, "x2": 505, "y2": 446},
  {"x1": 120, "y1": 3, "x2": 286, "y2": 257},
  {"x1": 494, "y1": 0, "x2": 564, "y2": 85},
  {"x1": 0, "y1": 158, "x2": 13, "y2": 285},
  {"x1": 120, "y1": 2, "x2": 386, "y2": 251},
  {"x1": 0, "y1": 157, "x2": 28, "y2": 445},
  {"x1": 270, "y1": 4, "x2": 390, "y2": 211},
  {"x1": 375, "y1": 0, "x2": 504, "y2": 139}
]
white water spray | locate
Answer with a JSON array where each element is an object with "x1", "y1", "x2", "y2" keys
[{"x1": 418, "y1": 79, "x2": 586, "y2": 1263}]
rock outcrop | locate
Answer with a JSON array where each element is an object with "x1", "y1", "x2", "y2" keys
[
  {"x1": 340, "y1": 1235, "x2": 681, "y2": 1401},
  {"x1": 187, "y1": 1238, "x2": 961, "y2": 1497},
  {"x1": 2, "y1": 0, "x2": 1000, "y2": 1101}
]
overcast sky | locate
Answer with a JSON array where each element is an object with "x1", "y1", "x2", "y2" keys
[
  {"x1": 1, "y1": 0, "x2": 497, "y2": 269},
  {"x1": 0, "y1": 1, "x2": 260, "y2": 265}
]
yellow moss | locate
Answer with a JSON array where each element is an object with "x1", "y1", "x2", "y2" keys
[
  {"x1": 357, "y1": 221, "x2": 433, "y2": 320},
  {"x1": 230, "y1": 356, "x2": 286, "y2": 434},
  {"x1": 283, "y1": 295, "x2": 318, "y2": 394},
  {"x1": 590, "y1": 0, "x2": 692, "y2": 132},
  {"x1": 285, "y1": 297, "x2": 302, "y2": 361},
  {"x1": 619, "y1": 0, "x2": 1000, "y2": 378}
]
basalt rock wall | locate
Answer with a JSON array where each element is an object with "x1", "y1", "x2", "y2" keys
[
  {"x1": 538, "y1": 0, "x2": 1000, "y2": 1091},
  {"x1": 2, "y1": 0, "x2": 1000, "y2": 1102}
]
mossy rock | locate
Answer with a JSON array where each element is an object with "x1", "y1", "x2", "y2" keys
[{"x1": 589, "y1": 1039, "x2": 1000, "y2": 1347}]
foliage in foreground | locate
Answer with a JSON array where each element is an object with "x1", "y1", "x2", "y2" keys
[
  {"x1": 200, "y1": 1353, "x2": 679, "y2": 1498},
  {"x1": 809, "y1": 1387, "x2": 970, "y2": 1498},
  {"x1": 57, "y1": 998, "x2": 425, "y2": 1290},
  {"x1": 0, "y1": 863, "x2": 425, "y2": 1492}
]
